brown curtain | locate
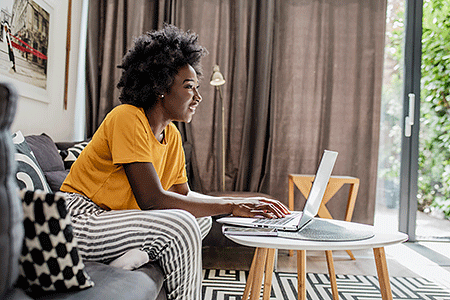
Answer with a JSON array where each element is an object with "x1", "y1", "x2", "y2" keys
[
  {"x1": 85, "y1": 0, "x2": 171, "y2": 135},
  {"x1": 86, "y1": 0, "x2": 386, "y2": 224}
]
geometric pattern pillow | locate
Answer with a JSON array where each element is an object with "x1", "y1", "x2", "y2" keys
[
  {"x1": 59, "y1": 141, "x2": 89, "y2": 169},
  {"x1": 16, "y1": 189, "x2": 94, "y2": 294},
  {"x1": 12, "y1": 131, "x2": 52, "y2": 193}
]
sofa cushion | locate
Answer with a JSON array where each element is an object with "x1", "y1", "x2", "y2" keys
[
  {"x1": 32, "y1": 262, "x2": 165, "y2": 300},
  {"x1": 12, "y1": 131, "x2": 51, "y2": 193},
  {"x1": 44, "y1": 170, "x2": 70, "y2": 193},
  {"x1": 25, "y1": 134, "x2": 65, "y2": 173},
  {"x1": 16, "y1": 189, "x2": 94, "y2": 295},
  {"x1": 58, "y1": 141, "x2": 89, "y2": 170},
  {"x1": 3, "y1": 287, "x2": 33, "y2": 300}
]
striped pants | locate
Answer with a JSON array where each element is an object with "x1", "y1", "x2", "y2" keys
[{"x1": 64, "y1": 193, "x2": 212, "y2": 300}]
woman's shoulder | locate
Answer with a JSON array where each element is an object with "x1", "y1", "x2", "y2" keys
[
  {"x1": 106, "y1": 104, "x2": 145, "y2": 123},
  {"x1": 166, "y1": 122, "x2": 182, "y2": 142},
  {"x1": 110, "y1": 104, "x2": 143, "y2": 115},
  {"x1": 167, "y1": 122, "x2": 179, "y2": 131}
]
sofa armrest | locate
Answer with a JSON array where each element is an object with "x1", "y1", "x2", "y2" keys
[{"x1": 0, "y1": 83, "x2": 25, "y2": 299}]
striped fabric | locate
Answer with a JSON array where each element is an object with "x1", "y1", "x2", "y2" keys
[{"x1": 64, "y1": 193, "x2": 212, "y2": 300}]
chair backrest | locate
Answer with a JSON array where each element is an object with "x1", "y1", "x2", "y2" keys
[{"x1": 0, "y1": 83, "x2": 24, "y2": 299}]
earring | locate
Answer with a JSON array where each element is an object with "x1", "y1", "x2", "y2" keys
[{"x1": 160, "y1": 94, "x2": 164, "y2": 98}]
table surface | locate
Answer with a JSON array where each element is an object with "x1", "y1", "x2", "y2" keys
[{"x1": 224, "y1": 219, "x2": 409, "y2": 251}]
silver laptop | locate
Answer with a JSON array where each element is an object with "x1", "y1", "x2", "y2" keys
[{"x1": 217, "y1": 150, "x2": 338, "y2": 232}]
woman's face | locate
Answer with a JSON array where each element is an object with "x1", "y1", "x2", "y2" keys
[{"x1": 161, "y1": 64, "x2": 202, "y2": 123}]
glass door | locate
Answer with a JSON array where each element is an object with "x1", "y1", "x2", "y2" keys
[
  {"x1": 378, "y1": 0, "x2": 450, "y2": 242},
  {"x1": 416, "y1": 0, "x2": 450, "y2": 241},
  {"x1": 375, "y1": 0, "x2": 406, "y2": 233}
]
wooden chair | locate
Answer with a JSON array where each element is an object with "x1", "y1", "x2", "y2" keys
[{"x1": 288, "y1": 174, "x2": 360, "y2": 259}]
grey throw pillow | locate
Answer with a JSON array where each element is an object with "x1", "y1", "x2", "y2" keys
[
  {"x1": 45, "y1": 170, "x2": 70, "y2": 192},
  {"x1": 25, "y1": 133, "x2": 65, "y2": 172},
  {"x1": 12, "y1": 131, "x2": 52, "y2": 193}
]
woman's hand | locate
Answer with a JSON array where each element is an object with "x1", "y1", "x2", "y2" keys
[{"x1": 229, "y1": 198, "x2": 291, "y2": 219}]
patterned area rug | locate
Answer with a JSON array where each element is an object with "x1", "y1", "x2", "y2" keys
[{"x1": 202, "y1": 269, "x2": 450, "y2": 300}]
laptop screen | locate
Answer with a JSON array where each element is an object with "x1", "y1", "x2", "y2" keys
[{"x1": 302, "y1": 150, "x2": 338, "y2": 218}]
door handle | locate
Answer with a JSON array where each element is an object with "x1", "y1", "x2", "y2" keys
[{"x1": 405, "y1": 93, "x2": 415, "y2": 137}]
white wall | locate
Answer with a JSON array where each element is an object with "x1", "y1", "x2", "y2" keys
[{"x1": 9, "y1": 0, "x2": 84, "y2": 142}]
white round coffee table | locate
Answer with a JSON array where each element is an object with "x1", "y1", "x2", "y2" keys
[{"x1": 223, "y1": 220, "x2": 408, "y2": 300}]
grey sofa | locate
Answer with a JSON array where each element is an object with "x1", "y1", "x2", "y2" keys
[{"x1": 0, "y1": 83, "x2": 167, "y2": 300}]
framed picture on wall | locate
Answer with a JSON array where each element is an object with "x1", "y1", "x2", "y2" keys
[{"x1": 0, "y1": 0, "x2": 53, "y2": 103}]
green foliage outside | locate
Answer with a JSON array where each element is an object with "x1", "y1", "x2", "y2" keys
[
  {"x1": 380, "y1": 0, "x2": 450, "y2": 219},
  {"x1": 419, "y1": 0, "x2": 450, "y2": 219}
]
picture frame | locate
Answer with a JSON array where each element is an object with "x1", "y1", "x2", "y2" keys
[{"x1": 0, "y1": 0, "x2": 55, "y2": 103}]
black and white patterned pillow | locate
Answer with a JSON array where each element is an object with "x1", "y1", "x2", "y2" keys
[
  {"x1": 12, "y1": 131, "x2": 52, "y2": 193},
  {"x1": 17, "y1": 189, "x2": 94, "y2": 294},
  {"x1": 59, "y1": 141, "x2": 89, "y2": 169}
]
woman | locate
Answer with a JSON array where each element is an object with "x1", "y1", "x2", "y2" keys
[{"x1": 61, "y1": 24, "x2": 289, "y2": 300}]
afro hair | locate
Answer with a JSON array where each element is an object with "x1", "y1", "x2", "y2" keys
[{"x1": 117, "y1": 24, "x2": 207, "y2": 109}]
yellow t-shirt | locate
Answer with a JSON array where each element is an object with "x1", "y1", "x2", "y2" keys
[{"x1": 60, "y1": 104, "x2": 187, "y2": 210}]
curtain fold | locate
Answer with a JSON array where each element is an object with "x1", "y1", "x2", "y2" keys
[
  {"x1": 235, "y1": 0, "x2": 275, "y2": 192},
  {"x1": 86, "y1": 0, "x2": 123, "y2": 136},
  {"x1": 85, "y1": 0, "x2": 163, "y2": 136},
  {"x1": 86, "y1": 0, "x2": 386, "y2": 224}
]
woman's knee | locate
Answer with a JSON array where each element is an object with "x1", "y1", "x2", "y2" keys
[
  {"x1": 196, "y1": 216, "x2": 212, "y2": 240},
  {"x1": 164, "y1": 209, "x2": 202, "y2": 246}
]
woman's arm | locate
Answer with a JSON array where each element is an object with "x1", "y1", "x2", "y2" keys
[{"x1": 124, "y1": 161, "x2": 290, "y2": 218}]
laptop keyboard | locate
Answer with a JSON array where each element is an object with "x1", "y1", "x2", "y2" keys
[{"x1": 252, "y1": 214, "x2": 296, "y2": 225}]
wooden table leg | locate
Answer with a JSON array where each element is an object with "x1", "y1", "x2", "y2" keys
[
  {"x1": 345, "y1": 249, "x2": 356, "y2": 260},
  {"x1": 243, "y1": 248, "x2": 259, "y2": 300},
  {"x1": 262, "y1": 249, "x2": 276, "y2": 299},
  {"x1": 373, "y1": 247, "x2": 393, "y2": 300},
  {"x1": 325, "y1": 250, "x2": 339, "y2": 300},
  {"x1": 297, "y1": 250, "x2": 306, "y2": 300},
  {"x1": 288, "y1": 176, "x2": 295, "y2": 257},
  {"x1": 249, "y1": 248, "x2": 268, "y2": 300}
]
